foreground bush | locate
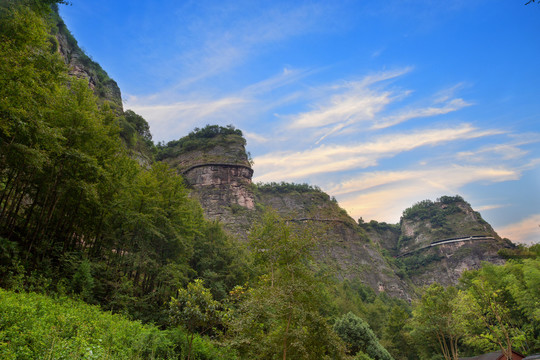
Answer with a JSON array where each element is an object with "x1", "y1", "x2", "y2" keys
[{"x1": 0, "y1": 289, "x2": 236, "y2": 360}]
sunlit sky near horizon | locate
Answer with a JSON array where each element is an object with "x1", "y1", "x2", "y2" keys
[{"x1": 60, "y1": 1, "x2": 540, "y2": 244}]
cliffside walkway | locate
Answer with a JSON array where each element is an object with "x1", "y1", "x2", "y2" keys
[
  {"x1": 181, "y1": 163, "x2": 253, "y2": 175},
  {"x1": 396, "y1": 235, "x2": 496, "y2": 258},
  {"x1": 287, "y1": 217, "x2": 347, "y2": 223}
]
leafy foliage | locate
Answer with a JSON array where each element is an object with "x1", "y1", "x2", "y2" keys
[
  {"x1": 255, "y1": 181, "x2": 325, "y2": 195},
  {"x1": 227, "y1": 211, "x2": 346, "y2": 359},
  {"x1": 169, "y1": 279, "x2": 225, "y2": 360},
  {"x1": 0, "y1": 1, "x2": 247, "y2": 328},
  {"x1": 410, "y1": 284, "x2": 462, "y2": 360},
  {"x1": 0, "y1": 288, "x2": 174, "y2": 359},
  {"x1": 333, "y1": 312, "x2": 394, "y2": 360},
  {"x1": 409, "y1": 254, "x2": 540, "y2": 359},
  {"x1": 156, "y1": 125, "x2": 244, "y2": 161},
  {"x1": 0, "y1": 288, "x2": 238, "y2": 360},
  {"x1": 401, "y1": 196, "x2": 465, "y2": 224}
]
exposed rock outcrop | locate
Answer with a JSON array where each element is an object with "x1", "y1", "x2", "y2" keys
[
  {"x1": 256, "y1": 188, "x2": 414, "y2": 300},
  {"x1": 368, "y1": 196, "x2": 510, "y2": 288},
  {"x1": 162, "y1": 132, "x2": 257, "y2": 238},
  {"x1": 52, "y1": 11, "x2": 123, "y2": 111}
]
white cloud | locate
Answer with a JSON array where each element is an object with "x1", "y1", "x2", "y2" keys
[
  {"x1": 330, "y1": 165, "x2": 520, "y2": 223},
  {"x1": 476, "y1": 204, "x2": 509, "y2": 212},
  {"x1": 328, "y1": 165, "x2": 518, "y2": 196},
  {"x1": 498, "y1": 214, "x2": 540, "y2": 245},
  {"x1": 127, "y1": 96, "x2": 248, "y2": 142},
  {"x1": 244, "y1": 131, "x2": 270, "y2": 144},
  {"x1": 170, "y1": 1, "x2": 339, "y2": 88},
  {"x1": 253, "y1": 124, "x2": 503, "y2": 182},
  {"x1": 457, "y1": 144, "x2": 529, "y2": 163},
  {"x1": 371, "y1": 98, "x2": 471, "y2": 130},
  {"x1": 287, "y1": 68, "x2": 413, "y2": 131}
]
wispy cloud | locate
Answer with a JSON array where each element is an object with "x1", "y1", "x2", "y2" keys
[
  {"x1": 476, "y1": 204, "x2": 509, "y2": 212},
  {"x1": 169, "y1": 1, "x2": 339, "y2": 88},
  {"x1": 254, "y1": 124, "x2": 503, "y2": 182},
  {"x1": 127, "y1": 96, "x2": 249, "y2": 142},
  {"x1": 287, "y1": 68, "x2": 412, "y2": 131},
  {"x1": 330, "y1": 165, "x2": 520, "y2": 223},
  {"x1": 327, "y1": 165, "x2": 519, "y2": 196},
  {"x1": 499, "y1": 214, "x2": 540, "y2": 244},
  {"x1": 371, "y1": 98, "x2": 471, "y2": 130},
  {"x1": 244, "y1": 131, "x2": 270, "y2": 144}
]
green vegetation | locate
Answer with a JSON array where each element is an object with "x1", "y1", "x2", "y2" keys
[
  {"x1": 118, "y1": 109, "x2": 157, "y2": 163},
  {"x1": 398, "y1": 252, "x2": 445, "y2": 277},
  {"x1": 401, "y1": 196, "x2": 466, "y2": 223},
  {"x1": 2, "y1": 3, "x2": 537, "y2": 360},
  {"x1": 0, "y1": 288, "x2": 236, "y2": 360},
  {"x1": 411, "y1": 284, "x2": 462, "y2": 360},
  {"x1": 409, "y1": 256, "x2": 540, "y2": 359},
  {"x1": 156, "y1": 125, "x2": 244, "y2": 161},
  {"x1": 50, "y1": 5, "x2": 122, "y2": 110},
  {"x1": 169, "y1": 279, "x2": 226, "y2": 360},
  {"x1": 334, "y1": 312, "x2": 394, "y2": 360},
  {"x1": 255, "y1": 181, "x2": 325, "y2": 195},
  {"x1": 498, "y1": 243, "x2": 540, "y2": 259},
  {"x1": 360, "y1": 220, "x2": 400, "y2": 233},
  {"x1": 0, "y1": 0, "x2": 246, "y2": 327},
  {"x1": 227, "y1": 211, "x2": 345, "y2": 359}
]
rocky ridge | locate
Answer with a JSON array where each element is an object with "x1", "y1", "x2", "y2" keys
[
  {"x1": 165, "y1": 131, "x2": 511, "y2": 299},
  {"x1": 55, "y1": 8, "x2": 511, "y2": 298},
  {"x1": 52, "y1": 8, "x2": 123, "y2": 111}
]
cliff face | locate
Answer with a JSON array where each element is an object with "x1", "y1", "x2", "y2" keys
[
  {"x1": 52, "y1": 10, "x2": 123, "y2": 111},
  {"x1": 162, "y1": 132, "x2": 257, "y2": 238},
  {"x1": 368, "y1": 197, "x2": 509, "y2": 287},
  {"x1": 255, "y1": 187, "x2": 414, "y2": 300},
  {"x1": 184, "y1": 164, "x2": 255, "y2": 215},
  {"x1": 156, "y1": 130, "x2": 512, "y2": 298},
  {"x1": 165, "y1": 136, "x2": 414, "y2": 299}
]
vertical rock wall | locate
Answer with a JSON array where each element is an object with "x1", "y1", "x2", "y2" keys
[{"x1": 183, "y1": 164, "x2": 255, "y2": 218}]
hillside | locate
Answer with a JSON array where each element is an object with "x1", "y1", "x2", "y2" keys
[
  {"x1": 365, "y1": 197, "x2": 510, "y2": 287},
  {"x1": 44, "y1": 4, "x2": 512, "y2": 297},
  {"x1": 3, "y1": 3, "x2": 537, "y2": 359},
  {"x1": 162, "y1": 128, "x2": 513, "y2": 299}
]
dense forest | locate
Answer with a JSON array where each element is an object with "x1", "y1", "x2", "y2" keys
[{"x1": 0, "y1": 1, "x2": 539, "y2": 359}]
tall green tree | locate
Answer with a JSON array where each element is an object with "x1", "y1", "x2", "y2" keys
[
  {"x1": 228, "y1": 211, "x2": 345, "y2": 360},
  {"x1": 410, "y1": 283, "x2": 463, "y2": 360},
  {"x1": 169, "y1": 279, "x2": 224, "y2": 360},
  {"x1": 457, "y1": 262, "x2": 536, "y2": 359}
]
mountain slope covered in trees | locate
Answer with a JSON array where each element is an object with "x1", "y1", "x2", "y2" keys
[{"x1": 1, "y1": 2, "x2": 538, "y2": 359}]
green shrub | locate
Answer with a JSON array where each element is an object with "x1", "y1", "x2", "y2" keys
[
  {"x1": 0, "y1": 289, "x2": 174, "y2": 359},
  {"x1": 0, "y1": 289, "x2": 239, "y2": 360}
]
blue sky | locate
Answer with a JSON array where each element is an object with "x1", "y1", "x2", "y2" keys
[{"x1": 60, "y1": 1, "x2": 540, "y2": 244}]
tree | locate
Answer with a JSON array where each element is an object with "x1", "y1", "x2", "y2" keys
[
  {"x1": 410, "y1": 283, "x2": 463, "y2": 360},
  {"x1": 227, "y1": 210, "x2": 345, "y2": 359},
  {"x1": 457, "y1": 263, "x2": 533, "y2": 359},
  {"x1": 333, "y1": 312, "x2": 394, "y2": 360},
  {"x1": 383, "y1": 305, "x2": 416, "y2": 360},
  {"x1": 169, "y1": 279, "x2": 223, "y2": 360}
]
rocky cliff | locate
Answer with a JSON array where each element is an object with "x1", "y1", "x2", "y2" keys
[
  {"x1": 366, "y1": 197, "x2": 510, "y2": 287},
  {"x1": 159, "y1": 127, "x2": 258, "y2": 238},
  {"x1": 162, "y1": 130, "x2": 415, "y2": 299},
  {"x1": 164, "y1": 129, "x2": 511, "y2": 299},
  {"x1": 255, "y1": 185, "x2": 414, "y2": 299},
  {"x1": 51, "y1": 8, "x2": 123, "y2": 111}
]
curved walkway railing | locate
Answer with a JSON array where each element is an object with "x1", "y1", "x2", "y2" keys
[
  {"x1": 181, "y1": 163, "x2": 253, "y2": 176},
  {"x1": 396, "y1": 235, "x2": 496, "y2": 258}
]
